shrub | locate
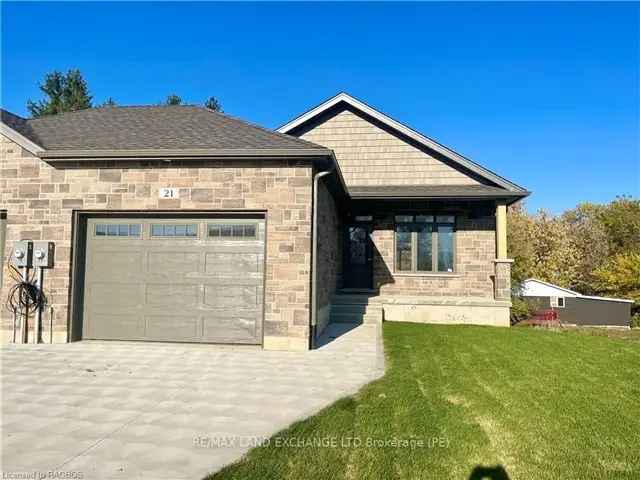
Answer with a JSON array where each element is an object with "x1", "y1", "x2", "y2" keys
[
  {"x1": 511, "y1": 296, "x2": 533, "y2": 324},
  {"x1": 631, "y1": 312, "x2": 640, "y2": 329}
]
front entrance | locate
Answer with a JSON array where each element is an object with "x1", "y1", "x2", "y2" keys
[{"x1": 343, "y1": 223, "x2": 373, "y2": 289}]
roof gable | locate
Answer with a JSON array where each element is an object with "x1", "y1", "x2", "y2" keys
[
  {"x1": 521, "y1": 279, "x2": 580, "y2": 297},
  {"x1": 279, "y1": 93, "x2": 528, "y2": 194}
]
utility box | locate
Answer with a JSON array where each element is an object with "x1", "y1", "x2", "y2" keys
[
  {"x1": 32, "y1": 241, "x2": 55, "y2": 268},
  {"x1": 11, "y1": 240, "x2": 33, "y2": 268}
]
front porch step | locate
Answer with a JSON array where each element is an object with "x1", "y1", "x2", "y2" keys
[
  {"x1": 330, "y1": 293, "x2": 383, "y2": 325},
  {"x1": 331, "y1": 304, "x2": 379, "y2": 315},
  {"x1": 331, "y1": 312, "x2": 382, "y2": 325},
  {"x1": 331, "y1": 294, "x2": 383, "y2": 305}
]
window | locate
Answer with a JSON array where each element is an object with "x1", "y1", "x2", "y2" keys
[
  {"x1": 95, "y1": 223, "x2": 141, "y2": 237},
  {"x1": 394, "y1": 214, "x2": 455, "y2": 273},
  {"x1": 208, "y1": 223, "x2": 257, "y2": 240},
  {"x1": 150, "y1": 223, "x2": 197, "y2": 237},
  {"x1": 550, "y1": 297, "x2": 565, "y2": 308}
]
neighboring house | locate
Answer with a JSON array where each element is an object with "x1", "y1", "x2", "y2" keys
[
  {"x1": 0, "y1": 92, "x2": 529, "y2": 351},
  {"x1": 521, "y1": 278, "x2": 633, "y2": 327}
]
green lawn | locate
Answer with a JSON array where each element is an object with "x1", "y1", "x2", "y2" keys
[{"x1": 209, "y1": 324, "x2": 640, "y2": 480}]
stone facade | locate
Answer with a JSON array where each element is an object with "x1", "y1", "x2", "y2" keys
[
  {"x1": 314, "y1": 179, "x2": 342, "y2": 335},
  {"x1": 289, "y1": 103, "x2": 514, "y2": 328},
  {"x1": 298, "y1": 108, "x2": 484, "y2": 187},
  {"x1": 362, "y1": 210, "x2": 511, "y2": 326},
  {"x1": 493, "y1": 260, "x2": 513, "y2": 302},
  {"x1": 0, "y1": 134, "x2": 314, "y2": 350},
  {"x1": 371, "y1": 212, "x2": 497, "y2": 298}
]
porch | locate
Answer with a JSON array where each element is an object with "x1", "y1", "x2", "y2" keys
[{"x1": 314, "y1": 189, "x2": 516, "y2": 338}]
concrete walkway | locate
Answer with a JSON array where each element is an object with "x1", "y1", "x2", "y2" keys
[{"x1": 1, "y1": 323, "x2": 384, "y2": 480}]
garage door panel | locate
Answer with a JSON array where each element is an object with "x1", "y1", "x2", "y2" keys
[
  {"x1": 145, "y1": 315, "x2": 200, "y2": 341},
  {"x1": 147, "y1": 252, "x2": 200, "y2": 274},
  {"x1": 205, "y1": 252, "x2": 262, "y2": 274},
  {"x1": 204, "y1": 285, "x2": 259, "y2": 308},
  {"x1": 202, "y1": 315, "x2": 259, "y2": 341},
  {"x1": 145, "y1": 284, "x2": 199, "y2": 308},
  {"x1": 83, "y1": 217, "x2": 264, "y2": 344},
  {"x1": 89, "y1": 314, "x2": 145, "y2": 340},
  {"x1": 90, "y1": 251, "x2": 144, "y2": 281},
  {"x1": 89, "y1": 283, "x2": 144, "y2": 310}
]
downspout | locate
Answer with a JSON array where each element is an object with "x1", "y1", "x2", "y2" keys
[{"x1": 310, "y1": 167, "x2": 335, "y2": 349}]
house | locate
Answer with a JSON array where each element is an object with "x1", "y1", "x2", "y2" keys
[
  {"x1": 0, "y1": 93, "x2": 529, "y2": 350},
  {"x1": 521, "y1": 278, "x2": 633, "y2": 327}
]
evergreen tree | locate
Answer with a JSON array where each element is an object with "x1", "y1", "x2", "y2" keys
[
  {"x1": 165, "y1": 94, "x2": 182, "y2": 105},
  {"x1": 204, "y1": 96, "x2": 222, "y2": 112},
  {"x1": 27, "y1": 69, "x2": 93, "y2": 117},
  {"x1": 100, "y1": 97, "x2": 117, "y2": 107}
]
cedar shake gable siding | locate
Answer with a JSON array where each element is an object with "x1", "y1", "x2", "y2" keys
[{"x1": 293, "y1": 106, "x2": 489, "y2": 188}]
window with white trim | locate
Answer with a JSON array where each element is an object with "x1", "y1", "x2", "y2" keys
[
  {"x1": 395, "y1": 215, "x2": 455, "y2": 273},
  {"x1": 550, "y1": 296, "x2": 565, "y2": 308}
]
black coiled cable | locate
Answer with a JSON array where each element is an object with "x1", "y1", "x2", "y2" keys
[{"x1": 5, "y1": 261, "x2": 48, "y2": 317}]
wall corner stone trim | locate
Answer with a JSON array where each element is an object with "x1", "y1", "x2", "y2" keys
[{"x1": 493, "y1": 259, "x2": 513, "y2": 302}]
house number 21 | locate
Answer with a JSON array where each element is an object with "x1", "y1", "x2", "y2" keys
[{"x1": 159, "y1": 187, "x2": 179, "y2": 199}]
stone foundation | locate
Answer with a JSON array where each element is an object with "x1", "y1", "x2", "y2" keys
[{"x1": 382, "y1": 296, "x2": 511, "y2": 327}]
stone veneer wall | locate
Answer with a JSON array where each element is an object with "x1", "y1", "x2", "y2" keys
[
  {"x1": 0, "y1": 134, "x2": 314, "y2": 350},
  {"x1": 493, "y1": 260, "x2": 512, "y2": 302},
  {"x1": 371, "y1": 212, "x2": 497, "y2": 298},
  {"x1": 314, "y1": 179, "x2": 342, "y2": 335}
]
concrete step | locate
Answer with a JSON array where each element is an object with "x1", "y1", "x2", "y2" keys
[
  {"x1": 330, "y1": 311, "x2": 382, "y2": 325},
  {"x1": 330, "y1": 304, "x2": 380, "y2": 315},
  {"x1": 331, "y1": 294, "x2": 383, "y2": 306},
  {"x1": 330, "y1": 293, "x2": 384, "y2": 325}
]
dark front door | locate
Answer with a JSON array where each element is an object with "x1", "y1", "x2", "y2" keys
[{"x1": 344, "y1": 223, "x2": 373, "y2": 289}]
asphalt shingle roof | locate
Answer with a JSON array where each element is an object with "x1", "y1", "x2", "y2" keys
[{"x1": 1, "y1": 106, "x2": 328, "y2": 153}]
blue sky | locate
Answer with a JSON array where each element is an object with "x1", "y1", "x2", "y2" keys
[{"x1": 2, "y1": 2, "x2": 638, "y2": 212}]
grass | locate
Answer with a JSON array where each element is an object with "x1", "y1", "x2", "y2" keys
[{"x1": 209, "y1": 324, "x2": 640, "y2": 480}]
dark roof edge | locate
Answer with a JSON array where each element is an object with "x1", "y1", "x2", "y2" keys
[
  {"x1": 349, "y1": 190, "x2": 530, "y2": 206},
  {"x1": 38, "y1": 147, "x2": 333, "y2": 160},
  {"x1": 350, "y1": 192, "x2": 530, "y2": 199}
]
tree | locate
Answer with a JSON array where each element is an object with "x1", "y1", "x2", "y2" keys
[
  {"x1": 165, "y1": 94, "x2": 182, "y2": 105},
  {"x1": 204, "y1": 96, "x2": 222, "y2": 112},
  {"x1": 597, "y1": 196, "x2": 640, "y2": 253},
  {"x1": 594, "y1": 252, "x2": 640, "y2": 305},
  {"x1": 100, "y1": 97, "x2": 117, "y2": 107},
  {"x1": 562, "y1": 203, "x2": 609, "y2": 294},
  {"x1": 508, "y1": 197, "x2": 640, "y2": 311},
  {"x1": 508, "y1": 204, "x2": 580, "y2": 289},
  {"x1": 27, "y1": 69, "x2": 93, "y2": 117},
  {"x1": 527, "y1": 210, "x2": 580, "y2": 288},
  {"x1": 508, "y1": 202, "x2": 536, "y2": 287}
]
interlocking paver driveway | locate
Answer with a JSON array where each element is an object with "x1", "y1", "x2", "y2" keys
[{"x1": 1, "y1": 323, "x2": 383, "y2": 480}]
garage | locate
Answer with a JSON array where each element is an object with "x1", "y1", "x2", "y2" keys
[{"x1": 81, "y1": 216, "x2": 265, "y2": 344}]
